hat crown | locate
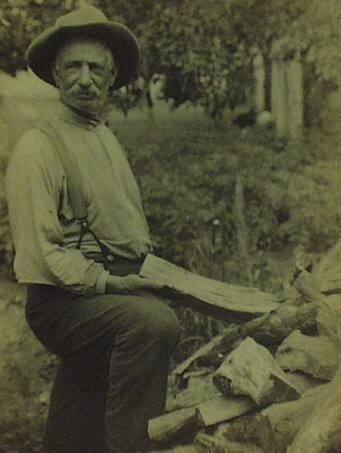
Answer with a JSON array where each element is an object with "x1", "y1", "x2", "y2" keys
[{"x1": 55, "y1": 6, "x2": 108, "y2": 28}]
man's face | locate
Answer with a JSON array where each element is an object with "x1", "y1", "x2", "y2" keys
[{"x1": 53, "y1": 39, "x2": 117, "y2": 117}]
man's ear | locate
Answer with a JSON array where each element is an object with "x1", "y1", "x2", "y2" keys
[
  {"x1": 110, "y1": 66, "x2": 118, "y2": 87},
  {"x1": 52, "y1": 66, "x2": 60, "y2": 87}
]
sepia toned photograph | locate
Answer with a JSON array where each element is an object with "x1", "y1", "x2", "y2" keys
[{"x1": 0, "y1": 0, "x2": 340, "y2": 451}]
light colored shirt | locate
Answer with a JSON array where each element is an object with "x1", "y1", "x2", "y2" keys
[{"x1": 5, "y1": 103, "x2": 152, "y2": 296}]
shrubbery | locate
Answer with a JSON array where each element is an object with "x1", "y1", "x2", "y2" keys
[{"x1": 118, "y1": 114, "x2": 341, "y2": 292}]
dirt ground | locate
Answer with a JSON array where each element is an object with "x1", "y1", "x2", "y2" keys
[{"x1": 0, "y1": 279, "x2": 58, "y2": 452}]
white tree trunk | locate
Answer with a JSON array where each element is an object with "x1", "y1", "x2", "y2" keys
[
  {"x1": 254, "y1": 53, "x2": 265, "y2": 114},
  {"x1": 271, "y1": 59, "x2": 288, "y2": 139},
  {"x1": 287, "y1": 56, "x2": 304, "y2": 140}
]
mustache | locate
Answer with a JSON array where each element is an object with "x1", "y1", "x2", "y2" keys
[{"x1": 70, "y1": 87, "x2": 100, "y2": 99}]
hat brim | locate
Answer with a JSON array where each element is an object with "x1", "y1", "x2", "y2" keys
[{"x1": 26, "y1": 22, "x2": 140, "y2": 90}]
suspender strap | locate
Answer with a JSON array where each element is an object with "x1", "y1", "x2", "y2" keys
[
  {"x1": 34, "y1": 120, "x2": 113, "y2": 265},
  {"x1": 35, "y1": 120, "x2": 88, "y2": 222}
]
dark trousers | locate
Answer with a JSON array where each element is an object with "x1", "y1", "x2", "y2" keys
[{"x1": 26, "y1": 280, "x2": 180, "y2": 453}]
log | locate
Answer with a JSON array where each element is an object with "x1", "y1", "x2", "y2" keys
[
  {"x1": 312, "y1": 238, "x2": 341, "y2": 294},
  {"x1": 140, "y1": 254, "x2": 280, "y2": 322},
  {"x1": 195, "y1": 432, "x2": 230, "y2": 453},
  {"x1": 216, "y1": 413, "x2": 276, "y2": 453},
  {"x1": 213, "y1": 337, "x2": 300, "y2": 406},
  {"x1": 293, "y1": 270, "x2": 322, "y2": 304},
  {"x1": 172, "y1": 303, "x2": 317, "y2": 378},
  {"x1": 148, "y1": 407, "x2": 197, "y2": 446},
  {"x1": 287, "y1": 363, "x2": 341, "y2": 453},
  {"x1": 275, "y1": 330, "x2": 339, "y2": 381},
  {"x1": 150, "y1": 396, "x2": 255, "y2": 447},
  {"x1": 261, "y1": 384, "x2": 328, "y2": 453},
  {"x1": 172, "y1": 325, "x2": 240, "y2": 378},
  {"x1": 166, "y1": 375, "x2": 221, "y2": 412},
  {"x1": 150, "y1": 446, "x2": 197, "y2": 453},
  {"x1": 316, "y1": 296, "x2": 341, "y2": 343},
  {"x1": 195, "y1": 432, "x2": 264, "y2": 453},
  {"x1": 285, "y1": 372, "x2": 323, "y2": 395},
  {"x1": 196, "y1": 396, "x2": 256, "y2": 427}
]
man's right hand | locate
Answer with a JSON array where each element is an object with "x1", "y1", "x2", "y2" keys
[{"x1": 106, "y1": 274, "x2": 164, "y2": 295}]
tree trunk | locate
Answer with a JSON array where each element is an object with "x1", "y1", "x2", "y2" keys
[
  {"x1": 287, "y1": 55, "x2": 304, "y2": 140},
  {"x1": 271, "y1": 58, "x2": 288, "y2": 139},
  {"x1": 254, "y1": 53, "x2": 265, "y2": 114}
]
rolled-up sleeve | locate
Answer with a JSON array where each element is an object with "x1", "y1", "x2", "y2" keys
[{"x1": 5, "y1": 129, "x2": 107, "y2": 296}]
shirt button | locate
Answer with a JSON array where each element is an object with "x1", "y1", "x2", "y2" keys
[{"x1": 106, "y1": 254, "x2": 115, "y2": 262}]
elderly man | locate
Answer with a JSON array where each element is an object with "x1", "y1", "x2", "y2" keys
[{"x1": 6, "y1": 6, "x2": 180, "y2": 453}]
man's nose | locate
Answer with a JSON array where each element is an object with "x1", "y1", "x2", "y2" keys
[{"x1": 78, "y1": 63, "x2": 92, "y2": 87}]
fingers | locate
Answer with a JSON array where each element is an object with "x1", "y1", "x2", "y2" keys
[
  {"x1": 126, "y1": 275, "x2": 164, "y2": 291},
  {"x1": 106, "y1": 274, "x2": 165, "y2": 294}
]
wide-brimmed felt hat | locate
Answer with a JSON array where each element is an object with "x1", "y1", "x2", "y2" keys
[{"x1": 26, "y1": 6, "x2": 140, "y2": 90}]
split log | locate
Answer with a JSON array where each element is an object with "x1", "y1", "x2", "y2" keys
[
  {"x1": 285, "y1": 372, "x2": 324, "y2": 394},
  {"x1": 150, "y1": 396, "x2": 255, "y2": 447},
  {"x1": 172, "y1": 325, "x2": 240, "y2": 377},
  {"x1": 148, "y1": 407, "x2": 197, "y2": 446},
  {"x1": 261, "y1": 384, "x2": 327, "y2": 453},
  {"x1": 316, "y1": 296, "x2": 341, "y2": 342},
  {"x1": 293, "y1": 270, "x2": 323, "y2": 304},
  {"x1": 195, "y1": 432, "x2": 230, "y2": 453},
  {"x1": 216, "y1": 413, "x2": 276, "y2": 453},
  {"x1": 172, "y1": 303, "x2": 317, "y2": 378},
  {"x1": 196, "y1": 396, "x2": 256, "y2": 427},
  {"x1": 213, "y1": 337, "x2": 300, "y2": 406},
  {"x1": 312, "y1": 238, "x2": 341, "y2": 294},
  {"x1": 140, "y1": 254, "x2": 280, "y2": 322},
  {"x1": 166, "y1": 375, "x2": 221, "y2": 412},
  {"x1": 150, "y1": 446, "x2": 197, "y2": 453},
  {"x1": 287, "y1": 363, "x2": 341, "y2": 453},
  {"x1": 195, "y1": 432, "x2": 264, "y2": 453},
  {"x1": 276, "y1": 330, "x2": 339, "y2": 380}
]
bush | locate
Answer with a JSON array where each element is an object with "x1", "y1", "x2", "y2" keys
[{"x1": 117, "y1": 113, "x2": 341, "y2": 291}]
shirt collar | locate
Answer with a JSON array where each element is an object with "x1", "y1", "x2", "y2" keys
[{"x1": 57, "y1": 102, "x2": 103, "y2": 129}]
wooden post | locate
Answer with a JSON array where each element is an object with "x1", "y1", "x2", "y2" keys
[
  {"x1": 234, "y1": 173, "x2": 253, "y2": 285},
  {"x1": 271, "y1": 58, "x2": 288, "y2": 139},
  {"x1": 254, "y1": 53, "x2": 265, "y2": 114},
  {"x1": 286, "y1": 54, "x2": 304, "y2": 140}
]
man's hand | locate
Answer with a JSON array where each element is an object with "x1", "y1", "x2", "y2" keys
[{"x1": 106, "y1": 274, "x2": 164, "y2": 294}]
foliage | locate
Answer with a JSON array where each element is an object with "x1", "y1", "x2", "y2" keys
[
  {"x1": 114, "y1": 110, "x2": 341, "y2": 296},
  {"x1": 1, "y1": 0, "x2": 339, "y2": 117},
  {"x1": 139, "y1": 0, "x2": 253, "y2": 117},
  {"x1": 0, "y1": 0, "x2": 75, "y2": 75},
  {"x1": 226, "y1": 0, "x2": 341, "y2": 86}
]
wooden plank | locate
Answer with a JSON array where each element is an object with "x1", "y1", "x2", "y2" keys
[
  {"x1": 196, "y1": 396, "x2": 256, "y2": 427},
  {"x1": 148, "y1": 407, "x2": 197, "y2": 446},
  {"x1": 140, "y1": 254, "x2": 280, "y2": 322}
]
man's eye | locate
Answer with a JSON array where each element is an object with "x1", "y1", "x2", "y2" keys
[
  {"x1": 90, "y1": 64, "x2": 105, "y2": 74},
  {"x1": 64, "y1": 63, "x2": 80, "y2": 71}
]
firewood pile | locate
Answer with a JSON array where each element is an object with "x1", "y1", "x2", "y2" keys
[{"x1": 143, "y1": 240, "x2": 341, "y2": 453}]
